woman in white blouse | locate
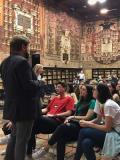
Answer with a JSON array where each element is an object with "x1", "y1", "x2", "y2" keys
[{"x1": 74, "y1": 83, "x2": 120, "y2": 160}]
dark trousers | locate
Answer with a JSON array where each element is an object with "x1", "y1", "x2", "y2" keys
[
  {"x1": 74, "y1": 128, "x2": 106, "y2": 160},
  {"x1": 4, "y1": 120, "x2": 33, "y2": 160},
  {"x1": 48, "y1": 122, "x2": 80, "y2": 160},
  {"x1": 27, "y1": 116, "x2": 61, "y2": 155}
]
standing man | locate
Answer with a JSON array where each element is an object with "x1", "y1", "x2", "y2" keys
[
  {"x1": 78, "y1": 70, "x2": 86, "y2": 82},
  {"x1": 0, "y1": 36, "x2": 42, "y2": 160}
]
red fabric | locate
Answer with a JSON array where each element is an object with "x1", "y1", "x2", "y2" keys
[{"x1": 47, "y1": 96, "x2": 74, "y2": 115}]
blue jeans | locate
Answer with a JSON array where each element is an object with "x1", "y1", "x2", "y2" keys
[{"x1": 74, "y1": 128, "x2": 106, "y2": 160}]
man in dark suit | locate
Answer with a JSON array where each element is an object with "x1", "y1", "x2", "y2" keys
[{"x1": 0, "y1": 36, "x2": 42, "y2": 160}]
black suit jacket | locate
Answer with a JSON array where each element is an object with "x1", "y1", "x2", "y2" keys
[{"x1": 0, "y1": 55, "x2": 42, "y2": 122}]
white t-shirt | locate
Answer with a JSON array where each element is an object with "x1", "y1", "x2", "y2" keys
[
  {"x1": 94, "y1": 99, "x2": 120, "y2": 128},
  {"x1": 78, "y1": 73, "x2": 85, "y2": 81}
]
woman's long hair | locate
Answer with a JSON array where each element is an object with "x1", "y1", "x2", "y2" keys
[
  {"x1": 67, "y1": 83, "x2": 74, "y2": 94},
  {"x1": 97, "y1": 83, "x2": 112, "y2": 104},
  {"x1": 80, "y1": 85, "x2": 94, "y2": 103},
  {"x1": 108, "y1": 82, "x2": 118, "y2": 95}
]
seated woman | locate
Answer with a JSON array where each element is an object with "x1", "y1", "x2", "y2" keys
[
  {"x1": 107, "y1": 82, "x2": 120, "y2": 104},
  {"x1": 67, "y1": 83, "x2": 78, "y2": 104},
  {"x1": 116, "y1": 80, "x2": 120, "y2": 96},
  {"x1": 74, "y1": 83, "x2": 120, "y2": 160},
  {"x1": 112, "y1": 93, "x2": 120, "y2": 106},
  {"x1": 47, "y1": 85, "x2": 96, "y2": 160}
]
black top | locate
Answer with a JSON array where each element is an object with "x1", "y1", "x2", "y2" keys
[{"x1": 0, "y1": 55, "x2": 43, "y2": 122}]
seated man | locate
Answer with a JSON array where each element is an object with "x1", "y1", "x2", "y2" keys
[{"x1": 27, "y1": 81, "x2": 74, "y2": 159}]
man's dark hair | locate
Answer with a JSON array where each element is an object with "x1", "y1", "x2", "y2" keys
[
  {"x1": 97, "y1": 83, "x2": 112, "y2": 104},
  {"x1": 56, "y1": 81, "x2": 68, "y2": 91},
  {"x1": 10, "y1": 36, "x2": 29, "y2": 54}
]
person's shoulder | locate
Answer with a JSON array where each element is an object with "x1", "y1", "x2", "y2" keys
[
  {"x1": 66, "y1": 95, "x2": 74, "y2": 101},
  {"x1": 11, "y1": 56, "x2": 29, "y2": 72},
  {"x1": 12, "y1": 55, "x2": 26, "y2": 62},
  {"x1": 89, "y1": 99, "x2": 96, "y2": 109},
  {"x1": 13, "y1": 56, "x2": 28, "y2": 67},
  {"x1": 94, "y1": 99, "x2": 100, "y2": 108},
  {"x1": 105, "y1": 99, "x2": 119, "y2": 107},
  {"x1": 0, "y1": 56, "x2": 11, "y2": 71},
  {"x1": 90, "y1": 99, "x2": 96, "y2": 104},
  {"x1": 51, "y1": 96, "x2": 59, "y2": 101},
  {"x1": 1, "y1": 56, "x2": 10, "y2": 65}
]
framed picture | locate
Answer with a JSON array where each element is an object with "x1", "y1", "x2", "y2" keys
[{"x1": 14, "y1": 10, "x2": 33, "y2": 34}]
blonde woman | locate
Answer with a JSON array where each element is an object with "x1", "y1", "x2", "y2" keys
[{"x1": 33, "y1": 64, "x2": 44, "y2": 81}]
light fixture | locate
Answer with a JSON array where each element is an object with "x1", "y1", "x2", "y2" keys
[
  {"x1": 88, "y1": 0, "x2": 107, "y2": 6},
  {"x1": 88, "y1": 0, "x2": 97, "y2": 6},
  {"x1": 98, "y1": 0, "x2": 106, "y2": 3},
  {"x1": 100, "y1": 8, "x2": 109, "y2": 14}
]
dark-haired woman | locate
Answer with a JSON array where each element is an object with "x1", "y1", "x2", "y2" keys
[
  {"x1": 74, "y1": 83, "x2": 120, "y2": 160},
  {"x1": 107, "y1": 82, "x2": 120, "y2": 105},
  {"x1": 107, "y1": 82, "x2": 117, "y2": 95},
  {"x1": 67, "y1": 83, "x2": 78, "y2": 104},
  {"x1": 48, "y1": 85, "x2": 96, "y2": 160}
]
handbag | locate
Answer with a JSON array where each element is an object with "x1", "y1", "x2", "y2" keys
[
  {"x1": 2, "y1": 122, "x2": 12, "y2": 135},
  {"x1": 68, "y1": 119, "x2": 80, "y2": 125}
]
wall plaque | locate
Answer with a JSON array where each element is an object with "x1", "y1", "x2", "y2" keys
[
  {"x1": 14, "y1": 10, "x2": 33, "y2": 34},
  {"x1": 101, "y1": 43, "x2": 112, "y2": 53}
]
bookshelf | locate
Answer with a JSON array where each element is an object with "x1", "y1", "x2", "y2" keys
[
  {"x1": 92, "y1": 68, "x2": 120, "y2": 79},
  {"x1": 43, "y1": 67, "x2": 81, "y2": 84}
]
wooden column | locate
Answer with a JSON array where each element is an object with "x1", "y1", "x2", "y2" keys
[{"x1": 39, "y1": 0, "x2": 45, "y2": 56}]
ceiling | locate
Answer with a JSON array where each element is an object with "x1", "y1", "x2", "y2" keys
[{"x1": 44, "y1": 0, "x2": 120, "y2": 21}]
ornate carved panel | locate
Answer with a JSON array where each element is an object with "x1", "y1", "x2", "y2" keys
[
  {"x1": 45, "y1": 8, "x2": 81, "y2": 63},
  {"x1": 82, "y1": 19, "x2": 120, "y2": 64}
]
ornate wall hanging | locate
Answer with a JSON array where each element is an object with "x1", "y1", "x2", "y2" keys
[
  {"x1": 92, "y1": 21, "x2": 120, "y2": 64},
  {"x1": 45, "y1": 8, "x2": 81, "y2": 63}
]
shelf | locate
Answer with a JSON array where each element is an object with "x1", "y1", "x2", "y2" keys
[
  {"x1": 92, "y1": 68, "x2": 120, "y2": 79},
  {"x1": 43, "y1": 67, "x2": 81, "y2": 84}
]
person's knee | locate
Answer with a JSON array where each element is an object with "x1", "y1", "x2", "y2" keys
[
  {"x1": 82, "y1": 138, "x2": 94, "y2": 150},
  {"x1": 56, "y1": 124, "x2": 67, "y2": 135},
  {"x1": 78, "y1": 128, "x2": 96, "y2": 140},
  {"x1": 78, "y1": 128, "x2": 87, "y2": 140},
  {"x1": 79, "y1": 128, "x2": 86, "y2": 135}
]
